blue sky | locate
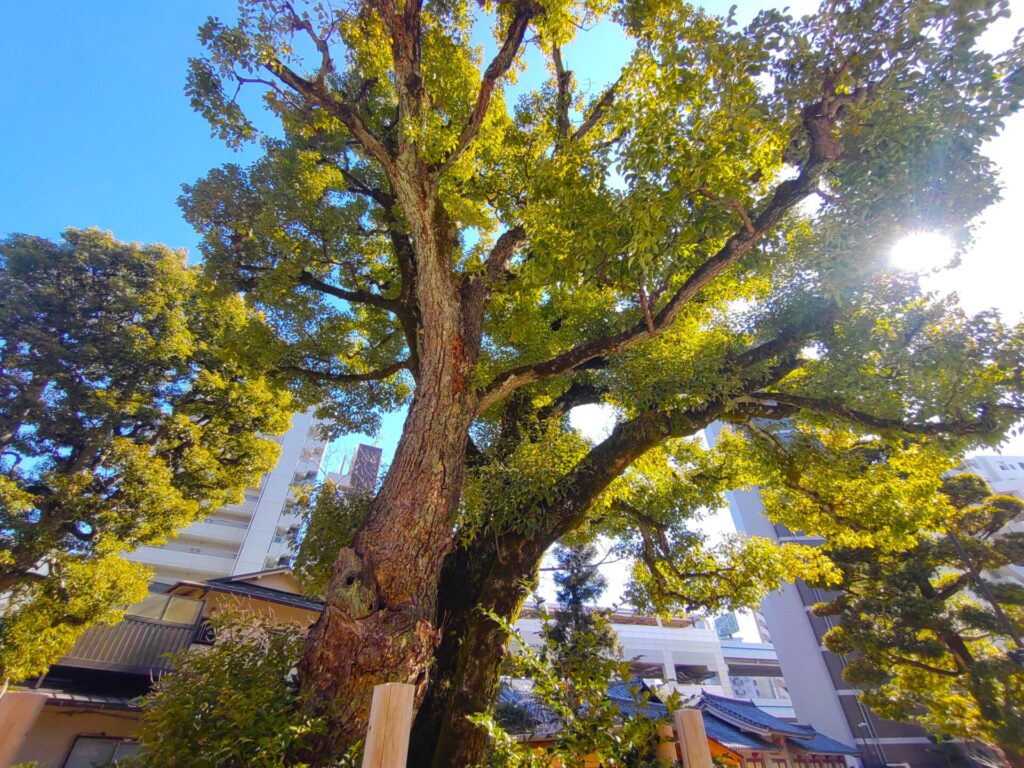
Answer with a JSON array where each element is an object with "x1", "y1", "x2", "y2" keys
[
  {"x1": 0, "y1": 0, "x2": 764, "y2": 253},
  {"x1": 1, "y1": 3, "x2": 267, "y2": 251}
]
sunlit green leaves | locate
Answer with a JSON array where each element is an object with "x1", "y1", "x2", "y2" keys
[
  {"x1": 0, "y1": 554, "x2": 151, "y2": 683},
  {"x1": 134, "y1": 613, "x2": 329, "y2": 768},
  {"x1": 809, "y1": 473, "x2": 1024, "y2": 756},
  {"x1": 0, "y1": 228, "x2": 293, "y2": 683}
]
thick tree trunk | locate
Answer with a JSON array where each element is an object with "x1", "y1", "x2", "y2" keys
[
  {"x1": 299, "y1": 169, "x2": 479, "y2": 762},
  {"x1": 299, "y1": 380, "x2": 473, "y2": 760},
  {"x1": 407, "y1": 540, "x2": 497, "y2": 767},
  {"x1": 409, "y1": 407, "x2": 711, "y2": 767},
  {"x1": 409, "y1": 534, "x2": 546, "y2": 768}
]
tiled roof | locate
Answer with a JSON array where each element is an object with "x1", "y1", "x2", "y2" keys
[
  {"x1": 606, "y1": 679, "x2": 668, "y2": 718},
  {"x1": 788, "y1": 731, "x2": 860, "y2": 756},
  {"x1": 698, "y1": 691, "x2": 814, "y2": 738},
  {"x1": 496, "y1": 681, "x2": 560, "y2": 736},
  {"x1": 204, "y1": 577, "x2": 325, "y2": 612},
  {"x1": 491, "y1": 682, "x2": 855, "y2": 758},
  {"x1": 608, "y1": 683, "x2": 776, "y2": 753},
  {"x1": 702, "y1": 714, "x2": 777, "y2": 752}
]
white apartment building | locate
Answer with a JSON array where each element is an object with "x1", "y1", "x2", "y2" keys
[
  {"x1": 960, "y1": 454, "x2": 1024, "y2": 494},
  {"x1": 514, "y1": 606, "x2": 796, "y2": 720},
  {"x1": 127, "y1": 411, "x2": 329, "y2": 585}
]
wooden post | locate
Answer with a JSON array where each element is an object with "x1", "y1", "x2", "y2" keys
[
  {"x1": 656, "y1": 722, "x2": 680, "y2": 763},
  {"x1": 674, "y1": 707, "x2": 714, "y2": 768},
  {"x1": 0, "y1": 690, "x2": 47, "y2": 767},
  {"x1": 361, "y1": 683, "x2": 415, "y2": 768}
]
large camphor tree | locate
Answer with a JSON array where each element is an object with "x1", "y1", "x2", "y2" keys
[{"x1": 185, "y1": 0, "x2": 1024, "y2": 763}]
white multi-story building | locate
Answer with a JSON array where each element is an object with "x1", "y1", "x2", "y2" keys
[
  {"x1": 959, "y1": 454, "x2": 1024, "y2": 495},
  {"x1": 127, "y1": 411, "x2": 330, "y2": 585},
  {"x1": 514, "y1": 606, "x2": 796, "y2": 720}
]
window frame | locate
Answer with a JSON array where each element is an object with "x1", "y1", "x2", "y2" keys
[{"x1": 62, "y1": 736, "x2": 140, "y2": 768}]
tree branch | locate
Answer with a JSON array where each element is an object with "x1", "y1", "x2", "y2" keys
[
  {"x1": 537, "y1": 380, "x2": 607, "y2": 421},
  {"x1": 432, "y1": 0, "x2": 539, "y2": 174},
  {"x1": 552, "y1": 45, "x2": 571, "y2": 143},
  {"x1": 278, "y1": 359, "x2": 409, "y2": 384},
  {"x1": 483, "y1": 225, "x2": 528, "y2": 285},
  {"x1": 531, "y1": 334, "x2": 808, "y2": 544},
  {"x1": 696, "y1": 186, "x2": 755, "y2": 235},
  {"x1": 61, "y1": 521, "x2": 98, "y2": 543},
  {"x1": 474, "y1": 100, "x2": 846, "y2": 415},
  {"x1": 268, "y1": 59, "x2": 393, "y2": 168},
  {"x1": 886, "y1": 653, "x2": 961, "y2": 678},
  {"x1": 461, "y1": 225, "x2": 528, "y2": 353},
  {"x1": 572, "y1": 77, "x2": 621, "y2": 143},
  {"x1": 280, "y1": 1, "x2": 336, "y2": 86},
  {"x1": 297, "y1": 270, "x2": 404, "y2": 314},
  {"x1": 746, "y1": 393, "x2": 1016, "y2": 437}
]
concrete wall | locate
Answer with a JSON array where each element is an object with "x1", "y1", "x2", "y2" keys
[
  {"x1": 720, "y1": 487, "x2": 855, "y2": 749},
  {"x1": 202, "y1": 590, "x2": 319, "y2": 628},
  {"x1": 515, "y1": 615, "x2": 733, "y2": 697},
  {"x1": 233, "y1": 410, "x2": 326, "y2": 576}
]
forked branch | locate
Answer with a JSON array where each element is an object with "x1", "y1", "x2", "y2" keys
[
  {"x1": 746, "y1": 392, "x2": 1017, "y2": 437},
  {"x1": 269, "y1": 59, "x2": 394, "y2": 167},
  {"x1": 474, "y1": 99, "x2": 845, "y2": 416},
  {"x1": 433, "y1": 0, "x2": 540, "y2": 174},
  {"x1": 278, "y1": 359, "x2": 409, "y2": 383}
]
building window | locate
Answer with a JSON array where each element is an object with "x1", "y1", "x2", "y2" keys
[
  {"x1": 63, "y1": 737, "x2": 139, "y2": 767},
  {"x1": 126, "y1": 594, "x2": 202, "y2": 625},
  {"x1": 729, "y1": 676, "x2": 790, "y2": 701}
]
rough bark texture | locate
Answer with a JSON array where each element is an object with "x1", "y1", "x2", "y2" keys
[
  {"x1": 299, "y1": 381, "x2": 472, "y2": 756},
  {"x1": 410, "y1": 533, "x2": 547, "y2": 768},
  {"x1": 300, "y1": 158, "x2": 480, "y2": 759}
]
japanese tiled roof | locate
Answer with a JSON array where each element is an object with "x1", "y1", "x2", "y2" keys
[
  {"x1": 701, "y1": 714, "x2": 777, "y2": 752},
  {"x1": 788, "y1": 730, "x2": 860, "y2": 756},
  {"x1": 609, "y1": 683, "x2": 777, "y2": 753},
  {"x1": 606, "y1": 679, "x2": 669, "y2": 718},
  {"x1": 696, "y1": 691, "x2": 815, "y2": 738},
  {"x1": 496, "y1": 680, "x2": 561, "y2": 736},
  {"x1": 478, "y1": 681, "x2": 857, "y2": 759}
]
